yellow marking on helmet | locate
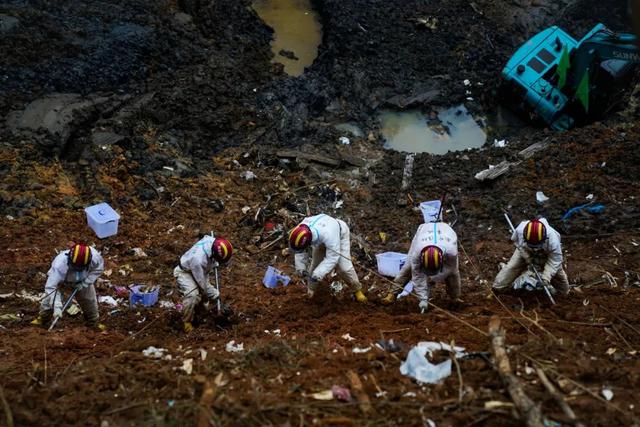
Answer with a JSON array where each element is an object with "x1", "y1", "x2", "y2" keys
[
  {"x1": 537, "y1": 223, "x2": 543, "y2": 241},
  {"x1": 83, "y1": 247, "x2": 90, "y2": 265},
  {"x1": 218, "y1": 241, "x2": 228, "y2": 259},
  {"x1": 294, "y1": 229, "x2": 306, "y2": 247},
  {"x1": 525, "y1": 223, "x2": 532, "y2": 241},
  {"x1": 72, "y1": 245, "x2": 80, "y2": 264},
  {"x1": 433, "y1": 248, "x2": 439, "y2": 266}
]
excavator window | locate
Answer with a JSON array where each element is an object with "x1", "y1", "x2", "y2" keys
[
  {"x1": 527, "y1": 57, "x2": 547, "y2": 73},
  {"x1": 537, "y1": 48, "x2": 556, "y2": 64}
]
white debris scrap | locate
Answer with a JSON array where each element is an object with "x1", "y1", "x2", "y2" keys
[
  {"x1": 98, "y1": 296, "x2": 119, "y2": 307},
  {"x1": 493, "y1": 139, "x2": 507, "y2": 148},
  {"x1": 586, "y1": 193, "x2": 594, "y2": 200},
  {"x1": 225, "y1": 340, "x2": 244, "y2": 353},
  {"x1": 339, "y1": 136, "x2": 351, "y2": 145},
  {"x1": 352, "y1": 346, "x2": 372, "y2": 354},
  {"x1": 341, "y1": 333, "x2": 355, "y2": 341},
  {"x1": 159, "y1": 300, "x2": 176, "y2": 309},
  {"x1": 400, "y1": 342, "x2": 466, "y2": 384},
  {"x1": 536, "y1": 191, "x2": 550, "y2": 204},
  {"x1": 181, "y1": 358, "x2": 193, "y2": 375},
  {"x1": 241, "y1": 171, "x2": 257, "y2": 181},
  {"x1": 463, "y1": 79, "x2": 471, "y2": 86},
  {"x1": 602, "y1": 388, "x2": 614, "y2": 401},
  {"x1": 142, "y1": 346, "x2": 171, "y2": 360},
  {"x1": 132, "y1": 248, "x2": 148, "y2": 258}
]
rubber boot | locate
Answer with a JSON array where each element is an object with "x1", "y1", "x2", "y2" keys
[
  {"x1": 30, "y1": 316, "x2": 44, "y2": 326},
  {"x1": 183, "y1": 321, "x2": 194, "y2": 333},
  {"x1": 87, "y1": 320, "x2": 107, "y2": 331},
  {"x1": 381, "y1": 292, "x2": 396, "y2": 305},
  {"x1": 354, "y1": 290, "x2": 368, "y2": 303}
]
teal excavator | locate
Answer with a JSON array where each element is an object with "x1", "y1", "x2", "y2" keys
[{"x1": 501, "y1": 23, "x2": 640, "y2": 130}]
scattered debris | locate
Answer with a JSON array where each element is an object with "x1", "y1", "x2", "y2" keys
[
  {"x1": 339, "y1": 136, "x2": 351, "y2": 145},
  {"x1": 331, "y1": 385, "x2": 352, "y2": 402},
  {"x1": 352, "y1": 346, "x2": 372, "y2": 354},
  {"x1": 262, "y1": 266, "x2": 291, "y2": 288},
  {"x1": 0, "y1": 314, "x2": 21, "y2": 321},
  {"x1": 601, "y1": 388, "x2": 614, "y2": 401},
  {"x1": 225, "y1": 340, "x2": 244, "y2": 353},
  {"x1": 241, "y1": 171, "x2": 257, "y2": 181},
  {"x1": 180, "y1": 358, "x2": 194, "y2": 375},
  {"x1": 341, "y1": 333, "x2": 355, "y2": 341},
  {"x1": 142, "y1": 346, "x2": 171, "y2": 360},
  {"x1": 562, "y1": 203, "x2": 605, "y2": 221},
  {"x1": 494, "y1": 139, "x2": 507, "y2": 148},
  {"x1": 98, "y1": 296, "x2": 119, "y2": 307},
  {"x1": 132, "y1": 248, "x2": 148, "y2": 258},
  {"x1": 400, "y1": 341, "x2": 465, "y2": 384},
  {"x1": 536, "y1": 191, "x2": 549, "y2": 204},
  {"x1": 311, "y1": 390, "x2": 334, "y2": 400}
]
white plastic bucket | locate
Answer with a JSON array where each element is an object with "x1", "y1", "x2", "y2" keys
[
  {"x1": 419, "y1": 200, "x2": 441, "y2": 223},
  {"x1": 85, "y1": 202, "x2": 120, "y2": 238},
  {"x1": 375, "y1": 252, "x2": 407, "y2": 277}
]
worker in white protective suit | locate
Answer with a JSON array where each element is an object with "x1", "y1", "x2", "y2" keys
[
  {"x1": 493, "y1": 218, "x2": 570, "y2": 294},
  {"x1": 31, "y1": 243, "x2": 105, "y2": 330},
  {"x1": 382, "y1": 222, "x2": 460, "y2": 312},
  {"x1": 288, "y1": 214, "x2": 367, "y2": 302},
  {"x1": 174, "y1": 234, "x2": 233, "y2": 333}
]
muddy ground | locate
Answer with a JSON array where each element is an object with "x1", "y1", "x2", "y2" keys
[{"x1": 1, "y1": 0, "x2": 640, "y2": 426}]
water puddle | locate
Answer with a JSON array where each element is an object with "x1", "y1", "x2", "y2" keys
[
  {"x1": 380, "y1": 105, "x2": 486, "y2": 154},
  {"x1": 252, "y1": 0, "x2": 322, "y2": 76}
]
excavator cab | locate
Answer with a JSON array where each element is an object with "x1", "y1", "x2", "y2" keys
[{"x1": 501, "y1": 23, "x2": 638, "y2": 130}]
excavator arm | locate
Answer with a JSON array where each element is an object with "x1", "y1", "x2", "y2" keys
[{"x1": 568, "y1": 27, "x2": 640, "y2": 89}]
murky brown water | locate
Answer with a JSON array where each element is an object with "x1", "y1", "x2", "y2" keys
[
  {"x1": 380, "y1": 105, "x2": 486, "y2": 154},
  {"x1": 252, "y1": 0, "x2": 322, "y2": 76}
]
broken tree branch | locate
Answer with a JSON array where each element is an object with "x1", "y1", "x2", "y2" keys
[
  {"x1": 346, "y1": 370, "x2": 372, "y2": 414},
  {"x1": 0, "y1": 385, "x2": 14, "y2": 427},
  {"x1": 488, "y1": 316, "x2": 544, "y2": 427},
  {"x1": 535, "y1": 367, "x2": 584, "y2": 427}
]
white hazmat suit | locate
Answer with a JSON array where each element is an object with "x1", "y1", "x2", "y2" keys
[
  {"x1": 174, "y1": 235, "x2": 221, "y2": 323},
  {"x1": 39, "y1": 248, "x2": 104, "y2": 323},
  {"x1": 392, "y1": 222, "x2": 460, "y2": 310},
  {"x1": 493, "y1": 218, "x2": 569, "y2": 294},
  {"x1": 294, "y1": 214, "x2": 362, "y2": 293}
]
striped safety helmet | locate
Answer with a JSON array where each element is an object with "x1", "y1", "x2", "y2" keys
[
  {"x1": 420, "y1": 245, "x2": 444, "y2": 275},
  {"x1": 68, "y1": 244, "x2": 92, "y2": 270},
  {"x1": 288, "y1": 224, "x2": 312, "y2": 252},
  {"x1": 212, "y1": 237, "x2": 233, "y2": 263},
  {"x1": 523, "y1": 219, "x2": 547, "y2": 248}
]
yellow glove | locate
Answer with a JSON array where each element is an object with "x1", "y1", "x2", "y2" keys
[
  {"x1": 183, "y1": 321, "x2": 194, "y2": 333},
  {"x1": 354, "y1": 290, "x2": 368, "y2": 303},
  {"x1": 381, "y1": 292, "x2": 396, "y2": 305}
]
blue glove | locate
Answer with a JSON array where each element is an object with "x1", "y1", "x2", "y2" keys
[{"x1": 419, "y1": 300, "x2": 429, "y2": 313}]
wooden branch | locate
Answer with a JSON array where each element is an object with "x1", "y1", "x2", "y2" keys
[
  {"x1": 276, "y1": 150, "x2": 340, "y2": 167},
  {"x1": 197, "y1": 380, "x2": 217, "y2": 427},
  {"x1": 346, "y1": 370, "x2": 372, "y2": 414},
  {"x1": 488, "y1": 317, "x2": 544, "y2": 427},
  {"x1": 535, "y1": 368, "x2": 585, "y2": 427},
  {"x1": 0, "y1": 385, "x2": 14, "y2": 427}
]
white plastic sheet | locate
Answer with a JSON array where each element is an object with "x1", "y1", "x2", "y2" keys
[{"x1": 399, "y1": 341, "x2": 465, "y2": 384}]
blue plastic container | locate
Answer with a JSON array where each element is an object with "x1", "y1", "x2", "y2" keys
[
  {"x1": 262, "y1": 266, "x2": 291, "y2": 288},
  {"x1": 375, "y1": 252, "x2": 407, "y2": 277},
  {"x1": 85, "y1": 202, "x2": 120, "y2": 238},
  {"x1": 419, "y1": 200, "x2": 441, "y2": 223},
  {"x1": 129, "y1": 285, "x2": 159, "y2": 307}
]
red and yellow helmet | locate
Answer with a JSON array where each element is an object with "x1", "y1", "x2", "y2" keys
[
  {"x1": 68, "y1": 244, "x2": 92, "y2": 270},
  {"x1": 212, "y1": 237, "x2": 233, "y2": 263},
  {"x1": 288, "y1": 224, "x2": 312, "y2": 252},
  {"x1": 523, "y1": 219, "x2": 547, "y2": 248},
  {"x1": 420, "y1": 245, "x2": 444, "y2": 275}
]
